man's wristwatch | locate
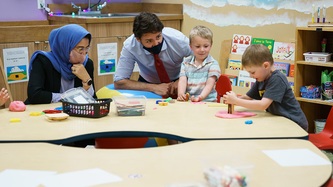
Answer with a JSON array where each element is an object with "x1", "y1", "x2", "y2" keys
[{"x1": 83, "y1": 78, "x2": 92, "y2": 86}]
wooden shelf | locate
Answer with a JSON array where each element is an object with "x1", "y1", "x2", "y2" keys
[
  {"x1": 296, "y1": 97, "x2": 333, "y2": 106},
  {"x1": 297, "y1": 26, "x2": 333, "y2": 32},
  {"x1": 296, "y1": 60, "x2": 333, "y2": 67},
  {"x1": 294, "y1": 27, "x2": 333, "y2": 132}
]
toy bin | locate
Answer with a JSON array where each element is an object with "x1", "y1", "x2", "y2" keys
[
  {"x1": 113, "y1": 95, "x2": 147, "y2": 116},
  {"x1": 303, "y1": 52, "x2": 332, "y2": 62},
  {"x1": 314, "y1": 119, "x2": 326, "y2": 133},
  {"x1": 62, "y1": 98, "x2": 112, "y2": 118}
]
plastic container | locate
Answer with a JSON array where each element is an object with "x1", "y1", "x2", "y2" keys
[
  {"x1": 62, "y1": 98, "x2": 112, "y2": 118},
  {"x1": 314, "y1": 119, "x2": 326, "y2": 133},
  {"x1": 61, "y1": 87, "x2": 95, "y2": 104},
  {"x1": 303, "y1": 52, "x2": 332, "y2": 62},
  {"x1": 113, "y1": 95, "x2": 146, "y2": 116}
]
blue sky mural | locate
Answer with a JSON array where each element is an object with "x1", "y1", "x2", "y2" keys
[{"x1": 185, "y1": 0, "x2": 333, "y2": 27}]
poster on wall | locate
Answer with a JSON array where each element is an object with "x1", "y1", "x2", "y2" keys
[
  {"x1": 3, "y1": 47, "x2": 29, "y2": 84},
  {"x1": 97, "y1": 43, "x2": 117, "y2": 75},
  {"x1": 231, "y1": 34, "x2": 252, "y2": 55}
]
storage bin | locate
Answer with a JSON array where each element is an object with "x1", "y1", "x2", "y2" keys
[
  {"x1": 314, "y1": 119, "x2": 326, "y2": 133},
  {"x1": 303, "y1": 52, "x2": 332, "y2": 62},
  {"x1": 113, "y1": 95, "x2": 146, "y2": 116},
  {"x1": 62, "y1": 98, "x2": 112, "y2": 118}
]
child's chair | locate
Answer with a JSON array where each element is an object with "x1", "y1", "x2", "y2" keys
[
  {"x1": 309, "y1": 106, "x2": 333, "y2": 150},
  {"x1": 323, "y1": 178, "x2": 333, "y2": 187},
  {"x1": 94, "y1": 85, "x2": 168, "y2": 149},
  {"x1": 215, "y1": 74, "x2": 232, "y2": 103}
]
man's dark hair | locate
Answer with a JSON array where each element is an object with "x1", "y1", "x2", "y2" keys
[{"x1": 133, "y1": 12, "x2": 164, "y2": 39}]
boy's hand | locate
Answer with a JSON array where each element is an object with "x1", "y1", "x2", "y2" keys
[
  {"x1": 177, "y1": 92, "x2": 190, "y2": 102},
  {"x1": 223, "y1": 91, "x2": 238, "y2": 104},
  {"x1": 0, "y1": 88, "x2": 10, "y2": 106},
  {"x1": 190, "y1": 95, "x2": 202, "y2": 102}
]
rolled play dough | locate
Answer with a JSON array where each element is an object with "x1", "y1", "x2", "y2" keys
[{"x1": 215, "y1": 110, "x2": 256, "y2": 118}]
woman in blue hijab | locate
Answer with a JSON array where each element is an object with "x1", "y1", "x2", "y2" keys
[{"x1": 25, "y1": 24, "x2": 96, "y2": 104}]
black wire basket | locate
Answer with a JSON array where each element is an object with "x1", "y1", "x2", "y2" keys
[{"x1": 62, "y1": 98, "x2": 112, "y2": 118}]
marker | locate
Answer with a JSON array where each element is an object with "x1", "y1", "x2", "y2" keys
[
  {"x1": 323, "y1": 5, "x2": 326, "y2": 23},
  {"x1": 317, "y1": 6, "x2": 320, "y2": 23},
  {"x1": 312, "y1": 4, "x2": 315, "y2": 23}
]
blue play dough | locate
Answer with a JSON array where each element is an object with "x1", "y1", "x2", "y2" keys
[{"x1": 245, "y1": 120, "x2": 253, "y2": 125}]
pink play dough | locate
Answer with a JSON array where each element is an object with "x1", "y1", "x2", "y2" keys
[
  {"x1": 9, "y1": 101, "x2": 26, "y2": 112},
  {"x1": 215, "y1": 110, "x2": 256, "y2": 118}
]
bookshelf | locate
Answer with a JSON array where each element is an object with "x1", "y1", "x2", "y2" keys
[
  {"x1": 220, "y1": 40, "x2": 295, "y2": 96},
  {"x1": 294, "y1": 27, "x2": 333, "y2": 132}
]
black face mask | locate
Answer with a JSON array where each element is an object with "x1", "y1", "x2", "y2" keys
[{"x1": 143, "y1": 39, "x2": 164, "y2": 54}]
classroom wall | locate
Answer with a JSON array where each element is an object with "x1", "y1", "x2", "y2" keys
[
  {"x1": 143, "y1": 0, "x2": 333, "y2": 63},
  {"x1": 0, "y1": 0, "x2": 140, "y2": 22},
  {"x1": 1, "y1": 0, "x2": 333, "y2": 61}
]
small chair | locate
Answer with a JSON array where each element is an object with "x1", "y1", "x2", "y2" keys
[
  {"x1": 215, "y1": 74, "x2": 232, "y2": 103},
  {"x1": 309, "y1": 106, "x2": 333, "y2": 150},
  {"x1": 95, "y1": 84, "x2": 167, "y2": 149},
  {"x1": 323, "y1": 178, "x2": 333, "y2": 187}
]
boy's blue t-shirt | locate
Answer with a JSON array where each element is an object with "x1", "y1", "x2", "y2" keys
[{"x1": 246, "y1": 70, "x2": 308, "y2": 131}]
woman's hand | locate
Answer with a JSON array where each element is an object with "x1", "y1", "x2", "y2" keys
[{"x1": 71, "y1": 64, "x2": 90, "y2": 83}]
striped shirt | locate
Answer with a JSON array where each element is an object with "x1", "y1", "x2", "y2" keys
[{"x1": 180, "y1": 55, "x2": 221, "y2": 102}]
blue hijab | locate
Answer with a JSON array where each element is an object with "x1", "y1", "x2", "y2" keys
[{"x1": 29, "y1": 24, "x2": 91, "y2": 80}]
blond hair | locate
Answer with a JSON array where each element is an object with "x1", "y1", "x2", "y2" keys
[
  {"x1": 242, "y1": 44, "x2": 274, "y2": 67},
  {"x1": 189, "y1": 25, "x2": 213, "y2": 45}
]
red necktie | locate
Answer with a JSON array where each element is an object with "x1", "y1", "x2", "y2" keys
[{"x1": 153, "y1": 54, "x2": 170, "y2": 83}]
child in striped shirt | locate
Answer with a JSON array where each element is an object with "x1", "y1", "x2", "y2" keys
[{"x1": 177, "y1": 25, "x2": 221, "y2": 102}]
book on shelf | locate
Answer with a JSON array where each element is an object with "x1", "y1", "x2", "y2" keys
[
  {"x1": 273, "y1": 62, "x2": 290, "y2": 76},
  {"x1": 228, "y1": 59, "x2": 242, "y2": 70},
  {"x1": 225, "y1": 74, "x2": 238, "y2": 86},
  {"x1": 227, "y1": 54, "x2": 242, "y2": 70},
  {"x1": 251, "y1": 38, "x2": 275, "y2": 53},
  {"x1": 289, "y1": 64, "x2": 294, "y2": 77},
  {"x1": 287, "y1": 77, "x2": 294, "y2": 93},
  {"x1": 272, "y1": 42, "x2": 295, "y2": 60},
  {"x1": 237, "y1": 70, "x2": 256, "y2": 88},
  {"x1": 231, "y1": 34, "x2": 252, "y2": 55},
  {"x1": 289, "y1": 81, "x2": 294, "y2": 93}
]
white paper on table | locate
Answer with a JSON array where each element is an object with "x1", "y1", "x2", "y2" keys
[
  {"x1": 41, "y1": 168, "x2": 122, "y2": 187},
  {"x1": 0, "y1": 169, "x2": 56, "y2": 187},
  {"x1": 263, "y1": 148, "x2": 331, "y2": 167}
]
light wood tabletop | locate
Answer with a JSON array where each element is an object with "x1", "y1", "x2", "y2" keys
[
  {"x1": 0, "y1": 100, "x2": 308, "y2": 143},
  {"x1": 0, "y1": 139, "x2": 330, "y2": 187}
]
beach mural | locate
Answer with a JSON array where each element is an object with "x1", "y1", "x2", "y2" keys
[{"x1": 185, "y1": 0, "x2": 333, "y2": 27}]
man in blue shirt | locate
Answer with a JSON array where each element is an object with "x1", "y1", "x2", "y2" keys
[{"x1": 114, "y1": 12, "x2": 192, "y2": 98}]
